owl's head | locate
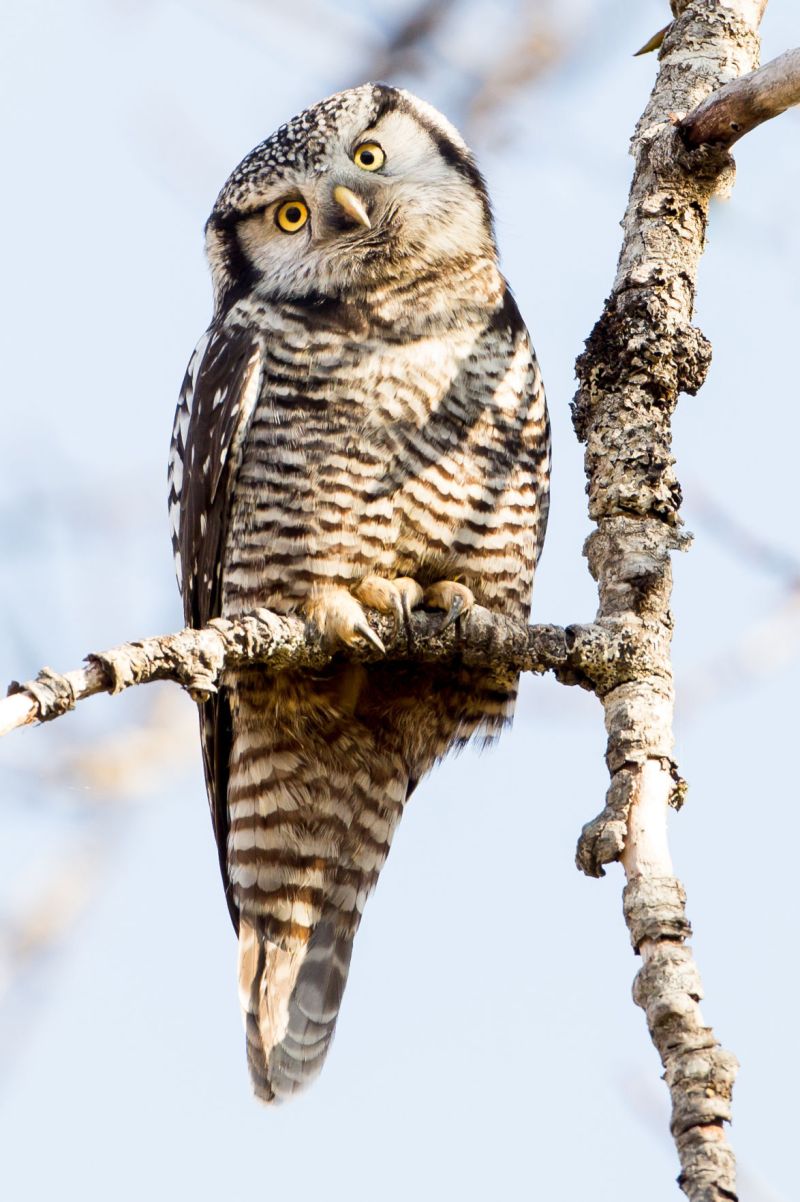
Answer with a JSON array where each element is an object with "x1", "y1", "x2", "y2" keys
[{"x1": 205, "y1": 84, "x2": 495, "y2": 312}]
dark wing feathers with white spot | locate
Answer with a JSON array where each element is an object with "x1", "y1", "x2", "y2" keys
[
  {"x1": 168, "y1": 323, "x2": 262, "y2": 627},
  {"x1": 168, "y1": 322, "x2": 262, "y2": 929}
]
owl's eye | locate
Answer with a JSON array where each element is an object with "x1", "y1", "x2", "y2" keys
[
  {"x1": 353, "y1": 143, "x2": 385, "y2": 172},
  {"x1": 276, "y1": 200, "x2": 309, "y2": 233}
]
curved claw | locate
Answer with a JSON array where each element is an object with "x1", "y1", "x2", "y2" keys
[
  {"x1": 439, "y1": 594, "x2": 466, "y2": 632},
  {"x1": 305, "y1": 587, "x2": 387, "y2": 655},
  {"x1": 391, "y1": 593, "x2": 405, "y2": 627},
  {"x1": 400, "y1": 589, "x2": 415, "y2": 628},
  {"x1": 351, "y1": 616, "x2": 386, "y2": 655},
  {"x1": 395, "y1": 578, "x2": 424, "y2": 637},
  {"x1": 423, "y1": 580, "x2": 475, "y2": 635}
]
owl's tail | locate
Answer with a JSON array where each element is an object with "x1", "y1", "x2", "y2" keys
[
  {"x1": 226, "y1": 665, "x2": 414, "y2": 1101},
  {"x1": 238, "y1": 916, "x2": 354, "y2": 1103}
]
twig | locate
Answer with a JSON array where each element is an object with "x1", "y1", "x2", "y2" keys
[
  {"x1": 687, "y1": 484, "x2": 800, "y2": 587},
  {"x1": 679, "y1": 588, "x2": 800, "y2": 717},
  {"x1": 364, "y1": 0, "x2": 458, "y2": 82},
  {"x1": 466, "y1": 1, "x2": 563, "y2": 135},
  {"x1": 680, "y1": 46, "x2": 800, "y2": 148},
  {"x1": 379, "y1": 0, "x2": 457, "y2": 67},
  {"x1": 634, "y1": 23, "x2": 672, "y2": 58},
  {"x1": 2, "y1": 606, "x2": 638, "y2": 739}
]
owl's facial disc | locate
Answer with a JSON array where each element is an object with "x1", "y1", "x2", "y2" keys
[{"x1": 206, "y1": 85, "x2": 496, "y2": 308}]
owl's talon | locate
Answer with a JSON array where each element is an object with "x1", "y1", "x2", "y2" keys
[
  {"x1": 351, "y1": 616, "x2": 387, "y2": 655},
  {"x1": 441, "y1": 595, "x2": 466, "y2": 630},
  {"x1": 423, "y1": 581, "x2": 475, "y2": 632},
  {"x1": 394, "y1": 577, "x2": 424, "y2": 632},
  {"x1": 305, "y1": 588, "x2": 386, "y2": 655},
  {"x1": 354, "y1": 576, "x2": 423, "y2": 637}
]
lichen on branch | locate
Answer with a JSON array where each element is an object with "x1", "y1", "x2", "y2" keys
[
  {"x1": 570, "y1": 1, "x2": 776, "y2": 1197},
  {"x1": 2, "y1": 606, "x2": 637, "y2": 739}
]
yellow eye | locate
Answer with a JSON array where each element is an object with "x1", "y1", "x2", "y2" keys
[
  {"x1": 276, "y1": 199, "x2": 309, "y2": 233},
  {"x1": 353, "y1": 142, "x2": 385, "y2": 172}
]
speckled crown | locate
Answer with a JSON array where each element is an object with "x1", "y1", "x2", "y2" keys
[{"x1": 212, "y1": 84, "x2": 386, "y2": 217}]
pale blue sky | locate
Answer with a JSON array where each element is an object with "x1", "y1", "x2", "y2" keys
[{"x1": 1, "y1": 3, "x2": 797, "y2": 1199}]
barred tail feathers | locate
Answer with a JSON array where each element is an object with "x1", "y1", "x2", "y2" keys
[
  {"x1": 227, "y1": 673, "x2": 410, "y2": 1101},
  {"x1": 239, "y1": 917, "x2": 354, "y2": 1102}
]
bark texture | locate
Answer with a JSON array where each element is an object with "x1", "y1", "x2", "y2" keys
[
  {"x1": 572, "y1": 2, "x2": 767, "y2": 1197},
  {"x1": 1, "y1": 608, "x2": 625, "y2": 737},
  {"x1": 680, "y1": 44, "x2": 800, "y2": 147}
]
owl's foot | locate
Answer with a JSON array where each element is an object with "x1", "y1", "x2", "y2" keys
[
  {"x1": 305, "y1": 588, "x2": 386, "y2": 654},
  {"x1": 353, "y1": 576, "x2": 424, "y2": 626},
  {"x1": 424, "y1": 580, "x2": 475, "y2": 631}
]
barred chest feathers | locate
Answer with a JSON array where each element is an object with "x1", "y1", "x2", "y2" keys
[{"x1": 221, "y1": 272, "x2": 543, "y2": 623}]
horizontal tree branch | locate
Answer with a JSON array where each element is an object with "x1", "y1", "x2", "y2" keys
[
  {"x1": 2, "y1": 604, "x2": 653, "y2": 739},
  {"x1": 679, "y1": 46, "x2": 800, "y2": 147}
]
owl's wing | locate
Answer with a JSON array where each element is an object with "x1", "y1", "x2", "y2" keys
[
  {"x1": 169, "y1": 324, "x2": 262, "y2": 622},
  {"x1": 168, "y1": 322, "x2": 263, "y2": 930}
]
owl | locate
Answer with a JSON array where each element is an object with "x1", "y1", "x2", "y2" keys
[{"x1": 168, "y1": 83, "x2": 550, "y2": 1102}]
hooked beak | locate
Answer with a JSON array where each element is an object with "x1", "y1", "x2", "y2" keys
[{"x1": 332, "y1": 184, "x2": 371, "y2": 229}]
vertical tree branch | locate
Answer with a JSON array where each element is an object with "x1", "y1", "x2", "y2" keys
[{"x1": 573, "y1": 2, "x2": 767, "y2": 1197}]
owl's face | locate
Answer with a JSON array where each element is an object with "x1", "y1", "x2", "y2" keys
[{"x1": 205, "y1": 84, "x2": 494, "y2": 310}]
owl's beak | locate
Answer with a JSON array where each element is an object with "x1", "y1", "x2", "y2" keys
[{"x1": 332, "y1": 185, "x2": 371, "y2": 229}]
